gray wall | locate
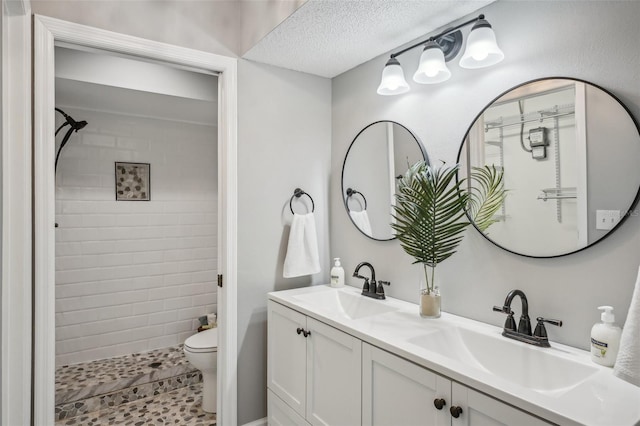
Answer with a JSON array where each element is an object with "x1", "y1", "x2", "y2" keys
[
  {"x1": 31, "y1": 0, "x2": 239, "y2": 57},
  {"x1": 31, "y1": 0, "x2": 304, "y2": 58},
  {"x1": 585, "y1": 84, "x2": 640, "y2": 243},
  {"x1": 237, "y1": 59, "x2": 331, "y2": 424},
  {"x1": 331, "y1": 1, "x2": 640, "y2": 351}
]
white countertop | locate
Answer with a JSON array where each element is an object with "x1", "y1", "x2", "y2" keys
[{"x1": 268, "y1": 284, "x2": 640, "y2": 426}]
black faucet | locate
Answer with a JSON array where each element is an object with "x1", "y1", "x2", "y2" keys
[
  {"x1": 493, "y1": 289, "x2": 562, "y2": 348},
  {"x1": 353, "y1": 262, "x2": 390, "y2": 300},
  {"x1": 498, "y1": 289, "x2": 531, "y2": 334}
]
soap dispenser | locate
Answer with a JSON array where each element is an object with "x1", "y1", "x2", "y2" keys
[
  {"x1": 590, "y1": 306, "x2": 622, "y2": 367},
  {"x1": 330, "y1": 258, "x2": 345, "y2": 288}
]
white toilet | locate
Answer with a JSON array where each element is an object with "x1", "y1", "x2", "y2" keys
[{"x1": 184, "y1": 328, "x2": 218, "y2": 413}]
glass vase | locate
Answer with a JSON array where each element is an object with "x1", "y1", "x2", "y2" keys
[{"x1": 419, "y1": 287, "x2": 441, "y2": 318}]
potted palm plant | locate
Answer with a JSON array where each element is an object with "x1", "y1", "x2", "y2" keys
[{"x1": 392, "y1": 161, "x2": 506, "y2": 318}]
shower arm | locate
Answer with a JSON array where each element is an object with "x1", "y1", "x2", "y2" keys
[
  {"x1": 54, "y1": 108, "x2": 87, "y2": 173},
  {"x1": 55, "y1": 121, "x2": 70, "y2": 136},
  {"x1": 55, "y1": 127, "x2": 76, "y2": 171},
  {"x1": 52, "y1": 128, "x2": 74, "y2": 228}
]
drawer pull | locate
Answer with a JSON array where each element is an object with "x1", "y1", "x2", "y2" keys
[{"x1": 433, "y1": 398, "x2": 446, "y2": 410}]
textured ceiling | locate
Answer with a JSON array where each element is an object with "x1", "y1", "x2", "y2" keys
[{"x1": 243, "y1": 0, "x2": 494, "y2": 78}]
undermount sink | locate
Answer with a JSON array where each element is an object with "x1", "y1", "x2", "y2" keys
[
  {"x1": 292, "y1": 288, "x2": 399, "y2": 320},
  {"x1": 408, "y1": 325, "x2": 598, "y2": 393}
]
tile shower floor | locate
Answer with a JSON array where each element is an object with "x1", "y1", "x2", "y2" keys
[
  {"x1": 55, "y1": 384, "x2": 216, "y2": 425},
  {"x1": 56, "y1": 345, "x2": 194, "y2": 404},
  {"x1": 55, "y1": 345, "x2": 215, "y2": 425}
]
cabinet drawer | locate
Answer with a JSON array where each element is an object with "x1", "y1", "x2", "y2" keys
[{"x1": 268, "y1": 389, "x2": 310, "y2": 426}]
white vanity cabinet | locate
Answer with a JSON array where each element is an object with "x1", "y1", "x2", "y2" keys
[
  {"x1": 362, "y1": 343, "x2": 451, "y2": 426},
  {"x1": 450, "y1": 382, "x2": 549, "y2": 426},
  {"x1": 268, "y1": 285, "x2": 640, "y2": 426},
  {"x1": 362, "y1": 343, "x2": 550, "y2": 426},
  {"x1": 267, "y1": 301, "x2": 362, "y2": 426},
  {"x1": 268, "y1": 298, "x2": 551, "y2": 426},
  {"x1": 267, "y1": 388, "x2": 308, "y2": 426}
]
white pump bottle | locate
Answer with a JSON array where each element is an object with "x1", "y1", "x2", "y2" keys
[
  {"x1": 330, "y1": 258, "x2": 345, "y2": 288},
  {"x1": 590, "y1": 306, "x2": 622, "y2": 367}
]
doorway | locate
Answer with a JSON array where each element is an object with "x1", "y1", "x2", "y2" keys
[
  {"x1": 33, "y1": 15, "x2": 238, "y2": 425},
  {"x1": 54, "y1": 44, "x2": 219, "y2": 423}
]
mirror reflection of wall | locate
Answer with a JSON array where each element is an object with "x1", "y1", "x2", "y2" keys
[
  {"x1": 342, "y1": 121, "x2": 427, "y2": 241},
  {"x1": 459, "y1": 78, "x2": 640, "y2": 257}
]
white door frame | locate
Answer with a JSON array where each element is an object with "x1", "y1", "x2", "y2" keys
[
  {"x1": 1, "y1": 1, "x2": 33, "y2": 424},
  {"x1": 33, "y1": 15, "x2": 238, "y2": 425}
]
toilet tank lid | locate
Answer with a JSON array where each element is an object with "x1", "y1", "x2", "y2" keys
[{"x1": 185, "y1": 327, "x2": 218, "y2": 350}]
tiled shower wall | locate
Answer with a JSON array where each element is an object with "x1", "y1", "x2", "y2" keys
[{"x1": 55, "y1": 108, "x2": 217, "y2": 366}]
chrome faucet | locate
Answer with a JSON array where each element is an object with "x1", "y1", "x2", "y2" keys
[
  {"x1": 493, "y1": 289, "x2": 562, "y2": 347},
  {"x1": 353, "y1": 262, "x2": 390, "y2": 300}
]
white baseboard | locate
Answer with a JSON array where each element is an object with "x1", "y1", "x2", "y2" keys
[{"x1": 242, "y1": 417, "x2": 268, "y2": 426}]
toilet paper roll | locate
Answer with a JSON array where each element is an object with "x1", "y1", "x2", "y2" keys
[{"x1": 207, "y1": 313, "x2": 217, "y2": 326}]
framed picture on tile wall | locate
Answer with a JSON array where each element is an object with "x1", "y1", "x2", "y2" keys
[{"x1": 115, "y1": 162, "x2": 150, "y2": 201}]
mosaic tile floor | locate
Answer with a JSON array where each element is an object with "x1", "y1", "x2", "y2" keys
[
  {"x1": 55, "y1": 383, "x2": 216, "y2": 425},
  {"x1": 55, "y1": 371, "x2": 203, "y2": 421},
  {"x1": 56, "y1": 345, "x2": 195, "y2": 405}
]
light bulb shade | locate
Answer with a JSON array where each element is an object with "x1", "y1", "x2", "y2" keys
[
  {"x1": 377, "y1": 58, "x2": 410, "y2": 95},
  {"x1": 413, "y1": 41, "x2": 451, "y2": 84},
  {"x1": 459, "y1": 20, "x2": 504, "y2": 69}
]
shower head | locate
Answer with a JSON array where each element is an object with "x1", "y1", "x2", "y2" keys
[
  {"x1": 55, "y1": 108, "x2": 88, "y2": 132},
  {"x1": 73, "y1": 120, "x2": 88, "y2": 131},
  {"x1": 64, "y1": 113, "x2": 87, "y2": 132}
]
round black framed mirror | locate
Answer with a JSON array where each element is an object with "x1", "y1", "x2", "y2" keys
[
  {"x1": 457, "y1": 77, "x2": 640, "y2": 258},
  {"x1": 342, "y1": 121, "x2": 428, "y2": 241}
]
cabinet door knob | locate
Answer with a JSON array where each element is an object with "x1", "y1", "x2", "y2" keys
[
  {"x1": 450, "y1": 405, "x2": 463, "y2": 418},
  {"x1": 296, "y1": 328, "x2": 311, "y2": 337},
  {"x1": 433, "y1": 398, "x2": 446, "y2": 410}
]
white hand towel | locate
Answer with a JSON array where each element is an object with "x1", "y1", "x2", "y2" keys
[
  {"x1": 283, "y1": 212, "x2": 321, "y2": 278},
  {"x1": 349, "y1": 210, "x2": 373, "y2": 236},
  {"x1": 614, "y1": 265, "x2": 640, "y2": 386}
]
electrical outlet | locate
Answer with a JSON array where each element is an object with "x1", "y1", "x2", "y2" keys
[{"x1": 596, "y1": 210, "x2": 621, "y2": 230}]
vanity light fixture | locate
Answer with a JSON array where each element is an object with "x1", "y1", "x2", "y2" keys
[
  {"x1": 376, "y1": 57, "x2": 410, "y2": 95},
  {"x1": 377, "y1": 14, "x2": 504, "y2": 95},
  {"x1": 459, "y1": 17, "x2": 505, "y2": 69},
  {"x1": 413, "y1": 40, "x2": 451, "y2": 84}
]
